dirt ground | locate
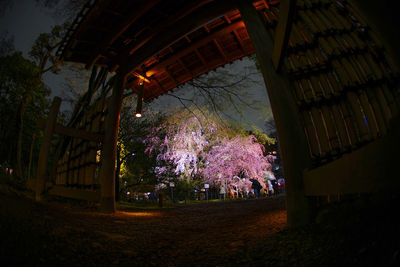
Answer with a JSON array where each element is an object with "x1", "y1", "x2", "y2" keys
[{"x1": 1, "y1": 186, "x2": 400, "y2": 266}]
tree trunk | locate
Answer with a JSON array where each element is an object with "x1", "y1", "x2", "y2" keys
[
  {"x1": 15, "y1": 86, "x2": 34, "y2": 178},
  {"x1": 115, "y1": 144, "x2": 121, "y2": 202},
  {"x1": 15, "y1": 56, "x2": 46, "y2": 179},
  {"x1": 27, "y1": 133, "x2": 35, "y2": 180}
]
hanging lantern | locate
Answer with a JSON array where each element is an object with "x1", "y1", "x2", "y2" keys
[{"x1": 135, "y1": 79, "x2": 145, "y2": 118}]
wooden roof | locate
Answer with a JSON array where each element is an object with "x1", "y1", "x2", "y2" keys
[{"x1": 58, "y1": 0, "x2": 279, "y2": 101}]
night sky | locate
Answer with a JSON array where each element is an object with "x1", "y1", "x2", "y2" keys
[
  {"x1": 0, "y1": 0, "x2": 55, "y2": 55},
  {"x1": 0, "y1": 0, "x2": 70, "y2": 110}
]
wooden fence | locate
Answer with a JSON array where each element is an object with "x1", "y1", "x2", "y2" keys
[
  {"x1": 55, "y1": 98, "x2": 106, "y2": 188},
  {"x1": 35, "y1": 97, "x2": 108, "y2": 201}
]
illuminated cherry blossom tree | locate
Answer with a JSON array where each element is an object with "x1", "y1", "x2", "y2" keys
[
  {"x1": 144, "y1": 110, "x2": 221, "y2": 182},
  {"x1": 201, "y1": 135, "x2": 275, "y2": 193},
  {"x1": 143, "y1": 109, "x2": 275, "y2": 193}
]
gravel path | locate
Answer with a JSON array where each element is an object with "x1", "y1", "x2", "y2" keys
[{"x1": 1, "y1": 187, "x2": 399, "y2": 266}]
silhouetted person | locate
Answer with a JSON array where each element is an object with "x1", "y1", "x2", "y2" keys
[
  {"x1": 271, "y1": 180, "x2": 278, "y2": 196},
  {"x1": 250, "y1": 179, "x2": 262, "y2": 198},
  {"x1": 219, "y1": 183, "x2": 226, "y2": 200},
  {"x1": 158, "y1": 192, "x2": 163, "y2": 207}
]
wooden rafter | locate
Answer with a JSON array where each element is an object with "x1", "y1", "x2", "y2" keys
[
  {"x1": 213, "y1": 39, "x2": 228, "y2": 61},
  {"x1": 118, "y1": 0, "x2": 238, "y2": 75},
  {"x1": 164, "y1": 68, "x2": 179, "y2": 86},
  {"x1": 85, "y1": 0, "x2": 161, "y2": 69},
  {"x1": 177, "y1": 58, "x2": 192, "y2": 75},
  {"x1": 110, "y1": 0, "x2": 217, "y2": 70},
  {"x1": 195, "y1": 48, "x2": 208, "y2": 67},
  {"x1": 152, "y1": 76, "x2": 165, "y2": 94},
  {"x1": 232, "y1": 28, "x2": 247, "y2": 53},
  {"x1": 60, "y1": 0, "x2": 114, "y2": 59},
  {"x1": 145, "y1": 21, "x2": 245, "y2": 76}
]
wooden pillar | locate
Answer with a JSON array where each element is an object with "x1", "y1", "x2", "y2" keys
[
  {"x1": 236, "y1": 0, "x2": 313, "y2": 227},
  {"x1": 35, "y1": 96, "x2": 61, "y2": 201},
  {"x1": 99, "y1": 73, "x2": 125, "y2": 212}
]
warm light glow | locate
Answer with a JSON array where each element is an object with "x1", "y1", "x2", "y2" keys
[
  {"x1": 118, "y1": 211, "x2": 160, "y2": 217},
  {"x1": 145, "y1": 70, "x2": 155, "y2": 77},
  {"x1": 135, "y1": 113, "x2": 142, "y2": 118},
  {"x1": 133, "y1": 72, "x2": 150, "y2": 83}
]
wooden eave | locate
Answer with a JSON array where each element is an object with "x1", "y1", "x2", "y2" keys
[{"x1": 58, "y1": 0, "x2": 280, "y2": 102}]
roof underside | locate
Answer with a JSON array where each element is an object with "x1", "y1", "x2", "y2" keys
[{"x1": 58, "y1": 0, "x2": 280, "y2": 101}]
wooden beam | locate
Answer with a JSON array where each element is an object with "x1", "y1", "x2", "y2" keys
[
  {"x1": 145, "y1": 21, "x2": 245, "y2": 76},
  {"x1": 224, "y1": 15, "x2": 232, "y2": 24},
  {"x1": 86, "y1": 0, "x2": 161, "y2": 68},
  {"x1": 119, "y1": 0, "x2": 237, "y2": 75},
  {"x1": 37, "y1": 118, "x2": 103, "y2": 142},
  {"x1": 272, "y1": 0, "x2": 296, "y2": 70},
  {"x1": 262, "y1": 0, "x2": 270, "y2": 9},
  {"x1": 35, "y1": 97, "x2": 62, "y2": 201},
  {"x1": 132, "y1": 72, "x2": 151, "y2": 83}
]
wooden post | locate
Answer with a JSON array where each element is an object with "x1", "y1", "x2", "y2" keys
[
  {"x1": 236, "y1": 0, "x2": 314, "y2": 227},
  {"x1": 35, "y1": 96, "x2": 62, "y2": 201},
  {"x1": 272, "y1": 0, "x2": 296, "y2": 71},
  {"x1": 99, "y1": 73, "x2": 125, "y2": 212}
]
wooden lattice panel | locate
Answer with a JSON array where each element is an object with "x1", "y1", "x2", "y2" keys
[
  {"x1": 55, "y1": 97, "x2": 107, "y2": 189},
  {"x1": 266, "y1": 0, "x2": 400, "y2": 165}
]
